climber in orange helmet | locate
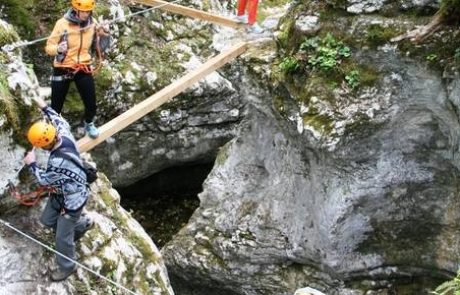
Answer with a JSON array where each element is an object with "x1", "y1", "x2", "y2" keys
[
  {"x1": 24, "y1": 96, "x2": 93, "y2": 281},
  {"x1": 45, "y1": 0, "x2": 111, "y2": 139}
]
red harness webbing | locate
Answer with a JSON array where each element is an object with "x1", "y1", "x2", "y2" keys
[
  {"x1": 7, "y1": 181, "x2": 55, "y2": 206},
  {"x1": 70, "y1": 32, "x2": 104, "y2": 75}
]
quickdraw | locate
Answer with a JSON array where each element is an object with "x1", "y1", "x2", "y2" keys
[{"x1": 7, "y1": 181, "x2": 55, "y2": 206}]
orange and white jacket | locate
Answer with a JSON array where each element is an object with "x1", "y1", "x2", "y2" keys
[{"x1": 45, "y1": 9, "x2": 96, "y2": 68}]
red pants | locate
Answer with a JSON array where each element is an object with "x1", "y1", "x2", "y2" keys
[{"x1": 237, "y1": 0, "x2": 259, "y2": 25}]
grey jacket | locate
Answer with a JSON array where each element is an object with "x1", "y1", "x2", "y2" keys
[{"x1": 28, "y1": 106, "x2": 88, "y2": 212}]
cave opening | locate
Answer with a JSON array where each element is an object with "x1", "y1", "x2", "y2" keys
[{"x1": 116, "y1": 162, "x2": 214, "y2": 248}]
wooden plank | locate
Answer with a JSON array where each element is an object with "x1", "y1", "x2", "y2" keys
[
  {"x1": 77, "y1": 42, "x2": 248, "y2": 153},
  {"x1": 132, "y1": 0, "x2": 245, "y2": 29}
]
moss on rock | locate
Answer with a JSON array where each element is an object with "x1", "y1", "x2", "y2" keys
[
  {"x1": 397, "y1": 28, "x2": 460, "y2": 71},
  {"x1": 1, "y1": 0, "x2": 36, "y2": 38},
  {"x1": 77, "y1": 174, "x2": 173, "y2": 294},
  {"x1": 0, "y1": 22, "x2": 38, "y2": 146}
]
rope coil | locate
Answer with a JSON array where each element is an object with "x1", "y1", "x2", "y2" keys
[{"x1": 7, "y1": 181, "x2": 54, "y2": 206}]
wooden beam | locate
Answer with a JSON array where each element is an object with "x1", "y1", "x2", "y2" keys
[
  {"x1": 77, "y1": 42, "x2": 248, "y2": 153},
  {"x1": 132, "y1": 0, "x2": 245, "y2": 29}
]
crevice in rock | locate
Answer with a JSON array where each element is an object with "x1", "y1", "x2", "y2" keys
[
  {"x1": 169, "y1": 274, "x2": 240, "y2": 295},
  {"x1": 117, "y1": 162, "x2": 214, "y2": 248}
]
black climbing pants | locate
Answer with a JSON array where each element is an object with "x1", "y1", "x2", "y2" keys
[{"x1": 51, "y1": 67, "x2": 96, "y2": 124}]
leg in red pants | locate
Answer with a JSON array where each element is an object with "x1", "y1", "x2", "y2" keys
[
  {"x1": 237, "y1": 0, "x2": 259, "y2": 25},
  {"x1": 247, "y1": 0, "x2": 259, "y2": 25},
  {"x1": 237, "y1": 0, "x2": 247, "y2": 16}
]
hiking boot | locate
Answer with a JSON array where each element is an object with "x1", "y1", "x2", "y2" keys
[
  {"x1": 50, "y1": 265, "x2": 77, "y2": 281},
  {"x1": 85, "y1": 122, "x2": 99, "y2": 139},
  {"x1": 74, "y1": 217, "x2": 94, "y2": 242}
]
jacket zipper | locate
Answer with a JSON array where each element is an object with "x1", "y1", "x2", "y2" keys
[{"x1": 77, "y1": 28, "x2": 83, "y2": 64}]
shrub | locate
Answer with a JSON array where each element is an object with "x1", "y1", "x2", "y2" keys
[
  {"x1": 431, "y1": 270, "x2": 460, "y2": 295},
  {"x1": 345, "y1": 69, "x2": 360, "y2": 89},
  {"x1": 301, "y1": 33, "x2": 351, "y2": 72},
  {"x1": 426, "y1": 53, "x2": 438, "y2": 62},
  {"x1": 279, "y1": 56, "x2": 300, "y2": 73}
]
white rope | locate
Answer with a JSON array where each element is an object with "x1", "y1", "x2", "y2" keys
[
  {"x1": 1, "y1": 0, "x2": 182, "y2": 52},
  {"x1": 0, "y1": 218, "x2": 141, "y2": 295}
]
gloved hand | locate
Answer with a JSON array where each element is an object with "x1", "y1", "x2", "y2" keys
[
  {"x1": 23, "y1": 149, "x2": 36, "y2": 165},
  {"x1": 57, "y1": 41, "x2": 68, "y2": 53}
]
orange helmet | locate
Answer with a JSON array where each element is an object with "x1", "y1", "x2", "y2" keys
[
  {"x1": 27, "y1": 121, "x2": 56, "y2": 148},
  {"x1": 71, "y1": 0, "x2": 95, "y2": 11}
]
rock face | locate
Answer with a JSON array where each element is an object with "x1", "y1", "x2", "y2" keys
[
  {"x1": 162, "y1": 50, "x2": 460, "y2": 294},
  {"x1": 0, "y1": 174, "x2": 174, "y2": 295},
  {"x1": 161, "y1": 3, "x2": 460, "y2": 295},
  {"x1": 326, "y1": 0, "x2": 440, "y2": 13},
  {"x1": 92, "y1": 71, "x2": 243, "y2": 187},
  {"x1": 3, "y1": 0, "x2": 460, "y2": 294}
]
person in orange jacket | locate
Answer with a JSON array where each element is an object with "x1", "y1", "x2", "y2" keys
[{"x1": 45, "y1": 0, "x2": 110, "y2": 139}]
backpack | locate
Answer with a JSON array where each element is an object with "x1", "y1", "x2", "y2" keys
[
  {"x1": 54, "y1": 150, "x2": 98, "y2": 184},
  {"x1": 80, "y1": 160, "x2": 98, "y2": 184}
]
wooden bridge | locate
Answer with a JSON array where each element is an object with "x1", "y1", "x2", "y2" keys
[
  {"x1": 76, "y1": 0, "x2": 250, "y2": 152},
  {"x1": 133, "y1": 0, "x2": 246, "y2": 29}
]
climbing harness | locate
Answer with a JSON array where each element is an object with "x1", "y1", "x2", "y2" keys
[
  {"x1": 1, "y1": 0, "x2": 182, "y2": 52},
  {"x1": 52, "y1": 55, "x2": 102, "y2": 78},
  {"x1": 50, "y1": 71, "x2": 76, "y2": 82},
  {"x1": 72, "y1": 63, "x2": 99, "y2": 75},
  {"x1": 49, "y1": 66, "x2": 92, "y2": 82},
  {"x1": 7, "y1": 181, "x2": 54, "y2": 206},
  {"x1": 60, "y1": 28, "x2": 106, "y2": 76},
  {"x1": 0, "y1": 218, "x2": 141, "y2": 295}
]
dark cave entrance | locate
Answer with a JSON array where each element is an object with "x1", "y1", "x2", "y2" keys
[{"x1": 117, "y1": 162, "x2": 214, "y2": 248}]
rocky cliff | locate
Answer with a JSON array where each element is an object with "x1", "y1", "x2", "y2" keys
[{"x1": 1, "y1": 0, "x2": 460, "y2": 294}]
